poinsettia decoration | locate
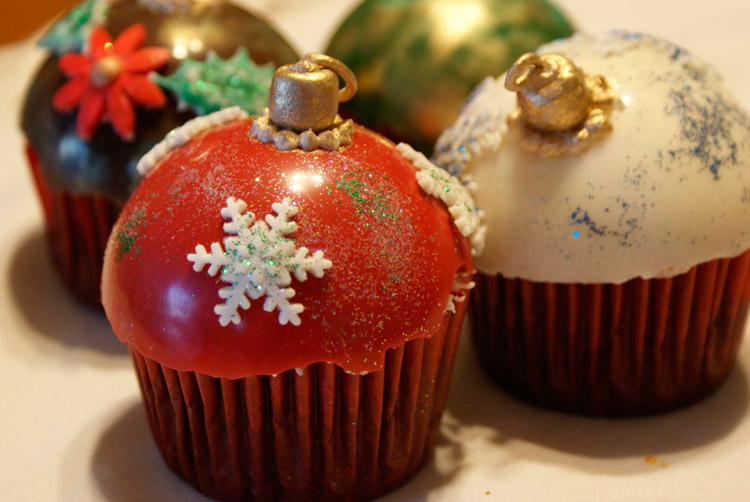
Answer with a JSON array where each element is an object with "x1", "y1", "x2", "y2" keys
[{"x1": 52, "y1": 23, "x2": 171, "y2": 141}]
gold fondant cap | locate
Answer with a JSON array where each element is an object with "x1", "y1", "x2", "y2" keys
[{"x1": 269, "y1": 53, "x2": 357, "y2": 133}]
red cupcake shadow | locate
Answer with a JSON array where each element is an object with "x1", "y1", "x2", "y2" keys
[
  {"x1": 92, "y1": 396, "x2": 463, "y2": 502},
  {"x1": 6, "y1": 228, "x2": 127, "y2": 358},
  {"x1": 91, "y1": 401, "x2": 209, "y2": 502}
]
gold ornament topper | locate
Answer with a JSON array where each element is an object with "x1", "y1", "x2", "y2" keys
[
  {"x1": 505, "y1": 53, "x2": 619, "y2": 157},
  {"x1": 252, "y1": 53, "x2": 357, "y2": 151}
]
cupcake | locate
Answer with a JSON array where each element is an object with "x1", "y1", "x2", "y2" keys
[
  {"x1": 325, "y1": 0, "x2": 574, "y2": 155},
  {"x1": 434, "y1": 31, "x2": 750, "y2": 416},
  {"x1": 102, "y1": 54, "x2": 483, "y2": 501},
  {"x1": 21, "y1": 0, "x2": 297, "y2": 306}
]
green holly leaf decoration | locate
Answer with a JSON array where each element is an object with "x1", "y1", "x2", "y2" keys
[
  {"x1": 152, "y1": 48, "x2": 275, "y2": 116},
  {"x1": 39, "y1": 0, "x2": 109, "y2": 54}
]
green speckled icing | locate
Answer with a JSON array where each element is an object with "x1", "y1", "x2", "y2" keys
[
  {"x1": 39, "y1": 0, "x2": 109, "y2": 54},
  {"x1": 326, "y1": 0, "x2": 574, "y2": 155},
  {"x1": 152, "y1": 48, "x2": 275, "y2": 116}
]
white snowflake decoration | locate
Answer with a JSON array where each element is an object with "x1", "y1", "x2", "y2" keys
[{"x1": 188, "y1": 197, "x2": 332, "y2": 327}]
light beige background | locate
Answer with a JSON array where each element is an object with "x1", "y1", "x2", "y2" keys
[{"x1": 2, "y1": 1, "x2": 750, "y2": 500}]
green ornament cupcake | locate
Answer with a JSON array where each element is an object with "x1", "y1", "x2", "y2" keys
[
  {"x1": 326, "y1": 0, "x2": 574, "y2": 155},
  {"x1": 20, "y1": 0, "x2": 297, "y2": 306}
]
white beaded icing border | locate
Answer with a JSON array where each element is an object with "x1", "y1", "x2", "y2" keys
[
  {"x1": 137, "y1": 106, "x2": 249, "y2": 176},
  {"x1": 396, "y1": 143, "x2": 486, "y2": 255}
]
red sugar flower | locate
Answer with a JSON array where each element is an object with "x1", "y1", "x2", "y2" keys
[{"x1": 52, "y1": 23, "x2": 170, "y2": 141}]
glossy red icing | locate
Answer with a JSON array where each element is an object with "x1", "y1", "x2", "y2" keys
[{"x1": 102, "y1": 118, "x2": 473, "y2": 378}]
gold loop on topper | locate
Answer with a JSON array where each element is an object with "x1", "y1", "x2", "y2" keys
[
  {"x1": 303, "y1": 53, "x2": 358, "y2": 104},
  {"x1": 505, "y1": 53, "x2": 546, "y2": 93}
]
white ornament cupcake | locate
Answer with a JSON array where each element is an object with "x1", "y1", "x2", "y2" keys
[{"x1": 434, "y1": 31, "x2": 750, "y2": 415}]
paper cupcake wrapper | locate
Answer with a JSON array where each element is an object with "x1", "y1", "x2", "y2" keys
[
  {"x1": 26, "y1": 144, "x2": 121, "y2": 306},
  {"x1": 471, "y1": 251, "x2": 750, "y2": 416},
  {"x1": 128, "y1": 300, "x2": 466, "y2": 502}
]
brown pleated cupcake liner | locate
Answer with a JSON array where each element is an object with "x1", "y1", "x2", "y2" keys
[
  {"x1": 26, "y1": 144, "x2": 121, "y2": 307},
  {"x1": 471, "y1": 250, "x2": 750, "y2": 416},
  {"x1": 128, "y1": 299, "x2": 467, "y2": 502}
]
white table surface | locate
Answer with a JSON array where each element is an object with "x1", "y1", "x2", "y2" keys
[{"x1": 2, "y1": 0, "x2": 750, "y2": 500}]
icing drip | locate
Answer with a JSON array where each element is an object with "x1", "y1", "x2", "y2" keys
[
  {"x1": 445, "y1": 271, "x2": 475, "y2": 314},
  {"x1": 137, "y1": 107, "x2": 248, "y2": 176}
]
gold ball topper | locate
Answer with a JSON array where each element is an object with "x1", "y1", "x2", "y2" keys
[
  {"x1": 505, "y1": 52, "x2": 619, "y2": 156},
  {"x1": 269, "y1": 53, "x2": 357, "y2": 133}
]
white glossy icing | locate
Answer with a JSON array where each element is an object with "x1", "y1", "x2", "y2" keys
[
  {"x1": 137, "y1": 107, "x2": 249, "y2": 176},
  {"x1": 434, "y1": 31, "x2": 750, "y2": 283}
]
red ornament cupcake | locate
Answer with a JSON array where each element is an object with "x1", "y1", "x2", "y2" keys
[
  {"x1": 102, "y1": 54, "x2": 483, "y2": 501},
  {"x1": 21, "y1": 0, "x2": 297, "y2": 306},
  {"x1": 434, "y1": 31, "x2": 750, "y2": 416}
]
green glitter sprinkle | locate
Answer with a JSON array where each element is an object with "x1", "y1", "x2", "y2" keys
[
  {"x1": 166, "y1": 183, "x2": 185, "y2": 201},
  {"x1": 335, "y1": 169, "x2": 397, "y2": 223},
  {"x1": 116, "y1": 207, "x2": 146, "y2": 261},
  {"x1": 152, "y1": 47, "x2": 275, "y2": 116}
]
